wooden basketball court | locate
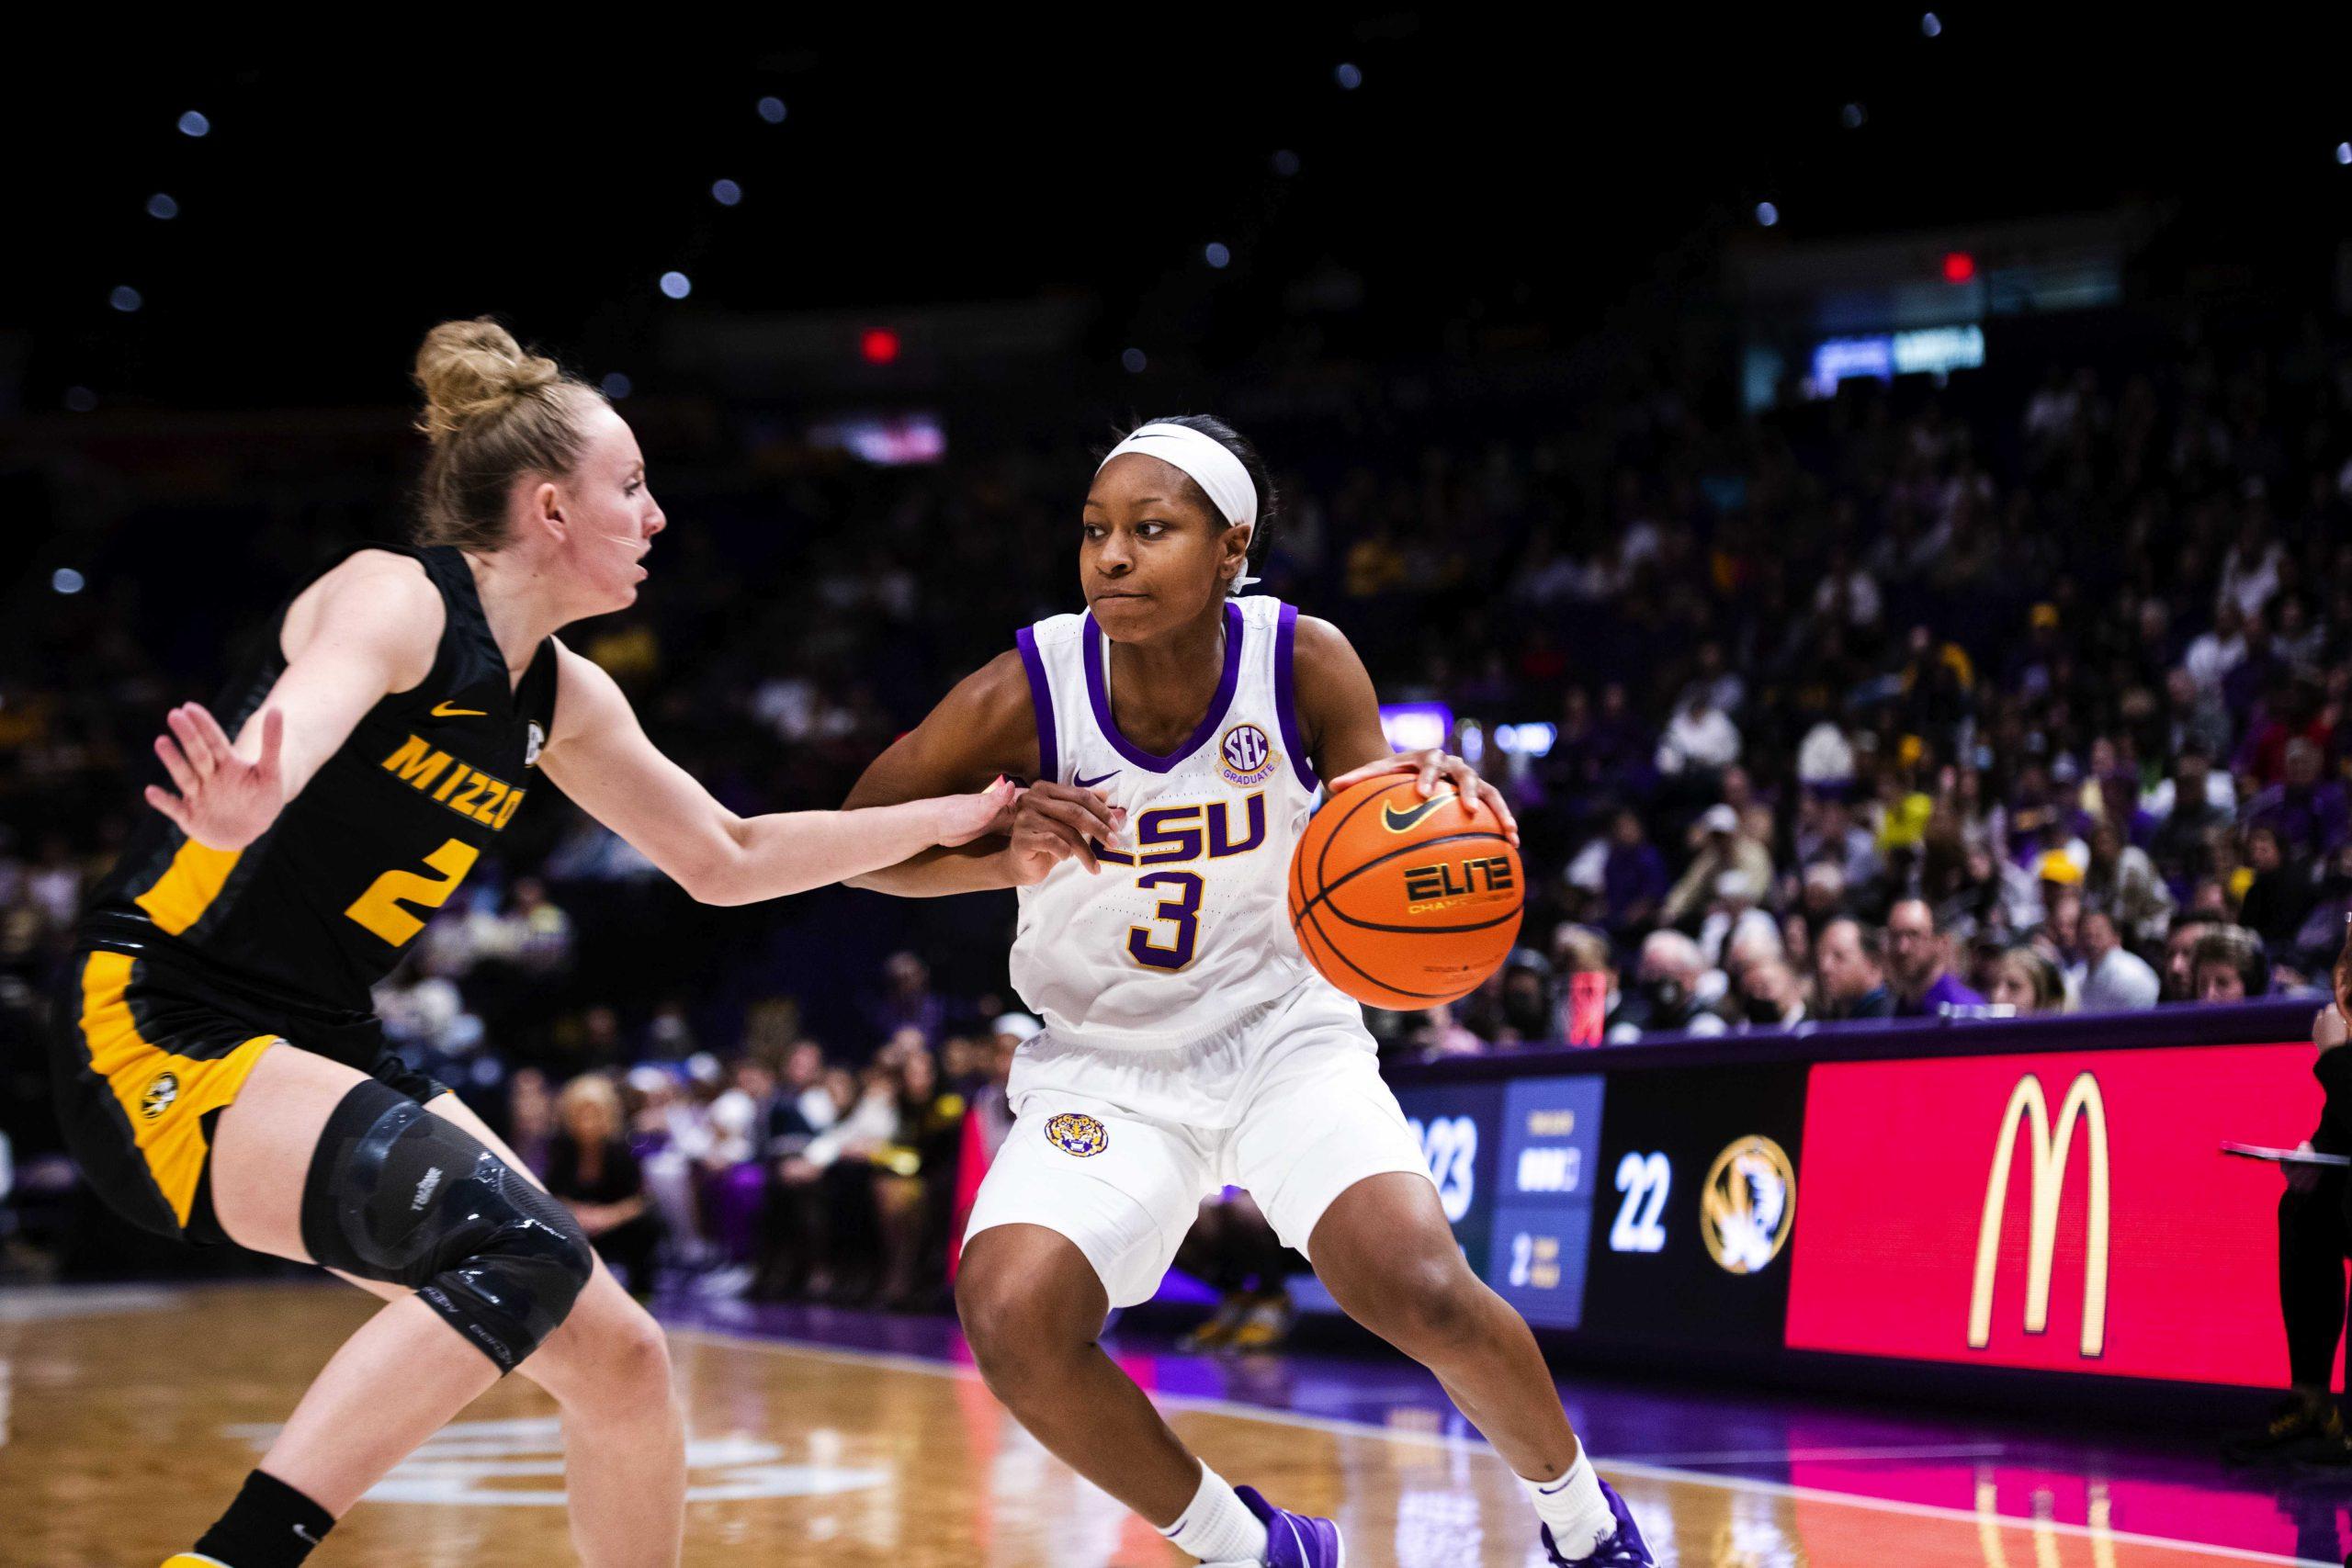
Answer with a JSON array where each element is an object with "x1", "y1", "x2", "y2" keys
[{"x1": 0, "y1": 1282, "x2": 2326, "y2": 1566}]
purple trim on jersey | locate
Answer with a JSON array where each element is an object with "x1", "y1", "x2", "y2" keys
[
  {"x1": 1082, "y1": 600, "x2": 1245, "y2": 773},
  {"x1": 1014, "y1": 626, "x2": 1058, "y2": 783},
  {"x1": 1274, "y1": 604, "x2": 1319, "y2": 793}
]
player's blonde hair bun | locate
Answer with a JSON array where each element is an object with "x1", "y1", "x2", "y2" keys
[
  {"x1": 413, "y1": 317, "x2": 567, "y2": 445},
  {"x1": 409, "y1": 318, "x2": 601, "y2": 549}
]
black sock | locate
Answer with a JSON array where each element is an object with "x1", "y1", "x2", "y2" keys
[{"x1": 191, "y1": 1470, "x2": 335, "y2": 1568}]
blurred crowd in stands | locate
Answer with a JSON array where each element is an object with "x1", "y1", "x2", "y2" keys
[{"x1": 7, "y1": 300, "x2": 2352, "y2": 1283}]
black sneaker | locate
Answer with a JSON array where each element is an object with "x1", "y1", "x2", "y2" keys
[{"x1": 2222, "y1": 1393, "x2": 2339, "y2": 1463}]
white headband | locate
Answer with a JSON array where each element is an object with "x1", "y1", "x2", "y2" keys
[
  {"x1": 1097, "y1": 423, "x2": 1259, "y2": 530},
  {"x1": 1097, "y1": 423, "x2": 1262, "y2": 590}
]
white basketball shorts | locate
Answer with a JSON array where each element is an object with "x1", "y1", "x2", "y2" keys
[{"x1": 964, "y1": 979, "x2": 1434, "y2": 1308}]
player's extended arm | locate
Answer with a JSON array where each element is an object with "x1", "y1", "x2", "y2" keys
[
  {"x1": 539, "y1": 642, "x2": 1013, "y2": 907},
  {"x1": 1291, "y1": 615, "x2": 1521, "y2": 844},
  {"x1": 841, "y1": 651, "x2": 1122, "y2": 896},
  {"x1": 143, "y1": 551, "x2": 447, "y2": 850}
]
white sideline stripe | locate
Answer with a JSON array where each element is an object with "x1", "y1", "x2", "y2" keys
[
  {"x1": 1614, "y1": 1442, "x2": 2010, "y2": 1466},
  {"x1": 664, "y1": 1325, "x2": 2336, "y2": 1568}
]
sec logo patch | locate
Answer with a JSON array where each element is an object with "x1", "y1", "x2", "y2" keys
[
  {"x1": 1216, "y1": 723, "x2": 1278, "y2": 787},
  {"x1": 1045, "y1": 1112, "x2": 1109, "y2": 1157}
]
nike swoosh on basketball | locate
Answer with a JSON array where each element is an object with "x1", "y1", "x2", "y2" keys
[
  {"x1": 431, "y1": 700, "x2": 488, "y2": 718},
  {"x1": 1382, "y1": 793, "x2": 1453, "y2": 832},
  {"x1": 1074, "y1": 770, "x2": 1120, "y2": 788}
]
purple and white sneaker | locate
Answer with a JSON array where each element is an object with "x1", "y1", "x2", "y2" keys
[
  {"x1": 1235, "y1": 1483, "x2": 1345, "y2": 1566},
  {"x1": 1540, "y1": 1477, "x2": 1653, "y2": 1565}
]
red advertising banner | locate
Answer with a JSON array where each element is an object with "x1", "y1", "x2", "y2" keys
[{"x1": 1785, "y1": 1043, "x2": 2324, "y2": 1385}]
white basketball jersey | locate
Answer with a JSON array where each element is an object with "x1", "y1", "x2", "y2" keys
[{"x1": 1009, "y1": 595, "x2": 1323, "y2": 1047}]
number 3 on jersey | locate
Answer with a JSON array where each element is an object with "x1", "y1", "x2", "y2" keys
[
  {"x1": 345, "y1": 838, "x2": 479, "y2": 946},
  {"x1": 1127, "y1": 870, "x2": 1203, "y2": 970}
]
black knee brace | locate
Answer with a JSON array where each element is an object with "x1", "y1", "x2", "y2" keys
[{"x1": 301, "y1": 1078, "x2": 593, "y2": 1373}]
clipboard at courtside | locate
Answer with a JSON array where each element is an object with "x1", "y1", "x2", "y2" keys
[{"x1": 2222, "y1": 1141, "x2": 2352, "y2": 1168}]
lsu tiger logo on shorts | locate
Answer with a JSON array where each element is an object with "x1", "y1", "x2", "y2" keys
[
  {"x1": 1217, "y1": 723, "x2": 1278, "y2": 787},
  {"x1": 1045, "y1": 1111, "x2": 1109, "y2": 1157},
  {"x1": 141, "y1": 1071, "x2": 180, "y2": 1121}
]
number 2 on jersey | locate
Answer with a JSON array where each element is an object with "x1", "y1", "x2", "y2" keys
[
  {"x1": 345, "y1": 838, "x2": 480, "y2": 946},
  {"x1": 1127, "y1": 870, "x2": 1203, "y2": 970}
]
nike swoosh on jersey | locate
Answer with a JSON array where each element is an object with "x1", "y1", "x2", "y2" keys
[
  {"x1": 1074, "y1": 770, "x2": 1120, "y2": 789},
  {"x1": 1381, "y1": 792, "x2": 1454, "y2": 832},
  {"x1": 430, "y1": 701, "x2": 488, "y2": 718}
]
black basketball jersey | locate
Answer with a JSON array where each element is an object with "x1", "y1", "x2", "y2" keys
[{"x1": 80, "y1": 544, "x2": 559, "y2": 1018}]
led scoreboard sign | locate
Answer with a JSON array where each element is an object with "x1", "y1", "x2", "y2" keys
[
  {"x1": 1489, "y1": 1077, "x2": 1606, "y2": 1329},
  {"x1": 1355, "y1": 1022, "x2": 2320, "y2": 1393},
  {"x1": 1578, "y1": 1062, "x2": 1810, "y2": 1349}
]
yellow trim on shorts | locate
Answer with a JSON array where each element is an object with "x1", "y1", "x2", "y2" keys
[
  {"x1": 77, "y1": 951, "x2": 277, "y2": 1226},
  {"x1": 132, "y1": 836, "x2": 243, "y2": 936}
]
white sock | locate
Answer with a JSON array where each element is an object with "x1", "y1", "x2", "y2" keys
[
  {"x1": 1522, "y1": 1450, "x2": 1614, "y2": 1558},
  {"x1": 1159, "y1": 1461, "x2": 1271, "y2": 1565}
]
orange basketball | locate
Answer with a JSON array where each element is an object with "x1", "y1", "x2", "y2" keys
[{"x1": 1288, "y1": 773, "x2": 1523, "y2": 1010}]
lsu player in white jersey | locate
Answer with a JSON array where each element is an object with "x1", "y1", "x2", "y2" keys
[{"x1": 845, "y1": 416, "x2": 1652, "y2": 1567}]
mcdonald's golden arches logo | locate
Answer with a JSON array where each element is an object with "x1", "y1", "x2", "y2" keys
[{"x1": 1968, "y1": 1071, "x2": 2109, "y2": 1359}]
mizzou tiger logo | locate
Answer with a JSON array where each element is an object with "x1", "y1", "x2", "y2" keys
[{"x1": 141, "y1": 1071, "x2": 180, "y2": 1120}]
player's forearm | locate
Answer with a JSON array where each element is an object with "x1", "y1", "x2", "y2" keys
[
  {"x1": 846, "y1": 839, "x2": 1024, "y2": 897},
  {"x1": 695, "y1": 798, "x2": 963, "y2": 906}
]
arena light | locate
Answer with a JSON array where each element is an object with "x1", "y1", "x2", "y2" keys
[
  {"x1": 1942, "y1": 251, "x2": 1976, "y2": 283},
  {"x1": 52, "y1": 568, "x2": 85, "y2": 595},
  {"x1": 601, "y1": 372, "x2": 633, "y2": 400},
  {"x1": 145, "y1": 193, "x2": 178, "y2": 220},
  {"x1": 2338, "y1": 142, "x2": 2350, "y2": 166},
  {"x1": 808, "y1": 412, "x2": 946, "y2": 467},
  {"x1": 109, "y1": 286, "x2": 142, "y2": 313},
  {"x1": 757, "y1": 96, "x2": 786, "y2": 124},
  {"x1": 1892, "y1": 324, "x2": 1985, "y2": 375},
  {"x1": 1810, "y1": 325, "x2": 1985, "y2": 392},
  {"x1": 1495, "y1": 723, "x2": 1559, "y2": 758},
  {"x1": 1121, "y1": 347, "x2": 1148, "y2": 374},
  {"x1": 711, "y1": 178, "x2": 742, "y2": 207},
  {"x1": 1204, "y1": 242, "x2": 1231, "y2": 269},
  {"x1": 64, "y1": 386, "x2": 96, "y2": 412},
  {"x1": 1379, "y1": 702, "x2": 1453, "y2": 754},
  {"x1": 659, "y1": 271, "x2": 692, "y2": 299},
  {"x1": 1921, "y1": 11, "x2": 1942, "y2": 36},
  {"x1": 1841, "y1": 103, "x2": 1867, "y2": 130},
  {"x1": 1272, "y1": 149, "x2": 1301, "y2": 176},
  {"x1": 177, "y1": 109, "x2": 209, "y2": 138},
  {"x1": 1756, "y1": 201, "x2": 1780, "y2": 228},
  {"x1": 861, "y1": 328, "x2": 900, "y2": 365},
  {"x1": 1335, "y1": 62, "x2": 1363, "y2": 90}
]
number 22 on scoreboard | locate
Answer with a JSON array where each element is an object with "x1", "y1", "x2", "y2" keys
[{"x1": 1609, "y1": 1150, "x2": 1670, "y2": 1254}]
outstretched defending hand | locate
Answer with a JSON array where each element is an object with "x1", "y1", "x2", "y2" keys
[
  {"x1": 144, "y1": 703, "x2": 287, "y2": 851},
  {"x1": 934, "y1": 775, "x2": 1022, "y2": 848},
  {"x1": 1329, "y1": 749, "x2": 1521, "y2": 846}
]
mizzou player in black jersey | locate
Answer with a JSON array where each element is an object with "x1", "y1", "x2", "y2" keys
[
  {"x1": 53, "y1": 319, "x2": 1013, "y2": 1568},
  {"x1": 68, "y1": 543, "x2": 557, "y2": 1242}
]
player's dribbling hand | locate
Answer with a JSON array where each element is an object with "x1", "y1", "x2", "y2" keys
[
  {"x1": 1329, "y1": 750, "x2": 1521, "y2": 846},
  {"x1": 144, "y1": 703, "x2": 287, "y2": 851},
  {"x1": 1006, "y1": 780, "x2": 1126, "y2": 881},
  {"x1": 934, "y1": 776, "x2": 1021, "y2": 848}
]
